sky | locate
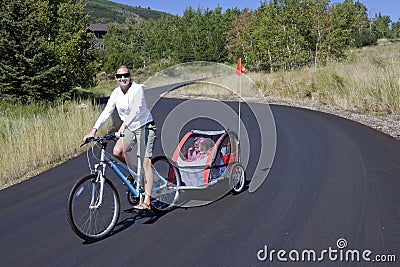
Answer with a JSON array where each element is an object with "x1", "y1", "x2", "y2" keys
[{"x1": 113, "y1": 0, "x2": 400, "y2": 22}]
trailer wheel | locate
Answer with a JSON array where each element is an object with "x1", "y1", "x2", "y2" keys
[{"x1": 230, "y1": 163, "x2": 245, "y2": 193}]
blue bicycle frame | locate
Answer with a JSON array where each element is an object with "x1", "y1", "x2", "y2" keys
[{"x1": 93, "y1": 143, "x2": 172, "y2": 202}]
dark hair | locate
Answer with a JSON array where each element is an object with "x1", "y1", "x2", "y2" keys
[{"x1": 116, "y1": 65, "x2": 131, "y2": 74}]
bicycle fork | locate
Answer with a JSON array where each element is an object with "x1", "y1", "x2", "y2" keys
[
  {"x1": 89, "y1": 149, "x2": 108, "y2": 209},
  {"x1": 88, "y1": 171, "x2": 103, "y2": 209}
]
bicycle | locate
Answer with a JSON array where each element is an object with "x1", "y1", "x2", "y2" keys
[{"x1": 66, "y1": 133, "x2": 181, "y2": 242}]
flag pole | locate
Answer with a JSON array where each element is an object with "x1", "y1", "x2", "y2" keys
[
  {"x1": 238, "y1": 72, "x2": 241, "y2": 144},
  {"x1": 236, "y1": 58, "x2": 246, "y2": 145}
]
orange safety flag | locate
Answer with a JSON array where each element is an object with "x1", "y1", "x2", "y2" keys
[{"x1": 236, "y1": 58, "x2": 248, "y2": 75}]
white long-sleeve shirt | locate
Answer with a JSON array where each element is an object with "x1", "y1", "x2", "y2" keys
[{"x1": 93, "y1": 82, "x2": 153, "y2": 131}]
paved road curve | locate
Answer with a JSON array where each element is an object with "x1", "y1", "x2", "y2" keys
[{"x1": 1, "y1": 88, "x2": 399, "y2": 266}]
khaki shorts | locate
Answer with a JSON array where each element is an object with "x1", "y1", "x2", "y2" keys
[{"x1": 123, "y1": 122, "x2": 157, "y2": 158}]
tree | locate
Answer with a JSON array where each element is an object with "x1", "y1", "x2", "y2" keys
[
  {"x1": 249, "y1": 0, "x2": 316, "y2": 71},
  {"x1": 224, "y1": 8, "x2": 253, "y2": 62},
  {"x1": 0, "y1": 0, "x2": 98, "y2": 103},
  {"x1": 140, "y1": 15, "x2": 180, "y2": 69},
  {"x1": 174, "y1": 7, "x2": 229, "y2": 62},
  {"x1": 99, "y1": 0, "x2": 388, "y2": 76},
  {"x1": 101, "y1": 22, "x2": 138, "y2": 73},
  {"x1": 247, "y1": 0, "x2": 368, "y2": 71},
  {"x1": 248, "y1": 1, "x2": 283, "y2": 72},
  {"x1": 392, "y1": 21, "x2": 400, "y2": 38},
  {"x1": 52, "y1": 1, "x2": 99, "y2": 91},
  {"x1": 0, "y1": 0, "x2": 52, "y2": 102},
  {"x1": 350, "y1": 1, "x2": 376, "y2": 47},
  {"x1": 326, "y1": 0, "x2": 356, "y2": 61},
  {"x1": 371, "y1": 13, "x2": 392, "y2": 39}
]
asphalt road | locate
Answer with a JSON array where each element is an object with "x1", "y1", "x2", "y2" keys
[{"x1": 1, "y1": 87, "x2": 399, "y2": 266}]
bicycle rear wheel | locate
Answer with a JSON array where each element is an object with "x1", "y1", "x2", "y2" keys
[
  {"x1": 151, "y1": 156, "x2": 181, "y2": 212},
  {"x1": 67, "y1": 174, "x2": 120, "y2": 241}
]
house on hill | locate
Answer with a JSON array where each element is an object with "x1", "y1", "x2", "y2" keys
[
  {"x1": 88, "y1": 23, "x2": 107, "y2": 49},
  {"x1": 88, "y1": 23, "x2": 128, "y2": 49}
]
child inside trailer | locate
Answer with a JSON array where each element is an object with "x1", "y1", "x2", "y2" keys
[
  {"x1": 175, "y1": 132, "x2": 228, "y2": 187},
  {"x1": 187, "y1": 137, "x2": 215, "y2": 161}
]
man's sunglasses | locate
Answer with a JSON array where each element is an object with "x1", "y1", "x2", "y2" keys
[{"x1": 115, "y1": 73, "x2": 130, "y2": 79}]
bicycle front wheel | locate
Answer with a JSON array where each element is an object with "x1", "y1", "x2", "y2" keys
[{"x1": 67, "y1": 174, "x2": 120, "y2": 242}]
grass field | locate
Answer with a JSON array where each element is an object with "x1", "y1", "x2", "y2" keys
[
  {"x1": 251, "y1": 41, "x2": 400, "y2": 115},
  {"x1": 0, "y1": 100, "x2": 111, "y2": 189}
]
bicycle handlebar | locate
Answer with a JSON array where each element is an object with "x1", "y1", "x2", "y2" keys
[{"x1": 81, "y1": 133, "x2": 125, "y2": 147}]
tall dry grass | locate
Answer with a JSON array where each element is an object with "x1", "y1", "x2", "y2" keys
[
  {"x1": 0, "y1": 100, "x2": 110, "y2": 189},
  {"x1": 149, "y1": 42, "x2": 399, "y2": 117},
  {"x1": 145, "y1": 61, "x2": 263, "y2": 99},
  {"x1": 251, "y1": 41, "x2": 400, "y2": 115}
]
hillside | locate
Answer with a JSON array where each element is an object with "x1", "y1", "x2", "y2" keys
[{"x1": 83, "y1": 0, "x2": 169, "y2": 24}]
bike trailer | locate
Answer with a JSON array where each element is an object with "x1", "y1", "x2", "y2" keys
[
  {"x1": 172, "y1": 130, "x2": 239, "y2": 186},
  {"x1": 170, "y1": 129, "x2": 242, "y2": 207}
]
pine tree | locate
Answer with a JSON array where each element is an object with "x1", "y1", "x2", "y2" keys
[{"x1": 0, "y1": 0, "x2": 98, "y2": 103}]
